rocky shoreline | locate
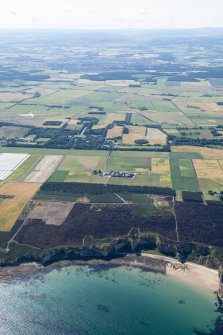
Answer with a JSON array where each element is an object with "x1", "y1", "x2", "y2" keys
[
  {"x1": 0, "y1": 252, "x2": 221, "y2": 299},
  {"x1": 0, "y1": 254, "x2": 168, "y2": 282}
]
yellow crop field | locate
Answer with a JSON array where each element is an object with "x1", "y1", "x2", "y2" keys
[
  {"x1": 219, "y1": 160, "x2": 223, "y2": 170},
  {"x1": 75, "y1": 156, "x2": 102, "y2": 170},
  {"x1": 107, "y1": 80, "x2": 135, "y2": 86},
  {"x1": 172, "y1": 146, "x2": 223, "y2": 159},
  {"x1": 92, "y1": 124, "x2": 108, "y2": 130},
  {"x1": 66, "y1": 119, "x2": 81, "y2": 130},
  {"x1": 122, "y1": 126, "x2": 146, "y2": 145},
  {"x1": 145, "y1": 111, "x2": 194, "y2": 127},
  {"x1": 152, "y1": 158, "x2": 172, "y2": 187},
  {"x1": 68, "y1": 119, "x2": 79, "y2": 125},
  {"x1": 146, "y1": 128, "x2": 167, "y2": 145},
  {"x1": 193, "y1": 159, "x2": 223, "y2": 185},
  {"x1": 0, "y1": 92, "x2": 33, "y2": 102},
  {"x1": 104, "y1": 113, "x2": 126, "y2": 124},
  {"x1": 59, "y1": 155, "x2": 103, "y2": 171},
  {"x1": 0, "y1": 182, "x2": 41, "y2": 231},
  {"x1": 192, "y1": 102, "x2": 223, "y2": 112},
  {"x1": 164, "y1": 129, "x2": 180, "y2": 135},
  {"x1": 106, "y1": 126, "x2": 123, "y2": 139}
]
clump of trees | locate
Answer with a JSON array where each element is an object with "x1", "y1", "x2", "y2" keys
[
  {"x1": 135, "y1": 139, "x2": 149, "y2": 145},
  {"x1": 41, "y1": 182, "x2": 176, "y2": 196},
  {"x1": 43, "y1": 121, "x2": 62, "y2": 126},
  {"x1": 168, "y1": 135, "x2": 223, "y2": 147},
  {"x1": 182, "y1": 191, "x2": 203, "y2": 203}
]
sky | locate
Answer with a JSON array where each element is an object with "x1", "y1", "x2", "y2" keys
[{"x1": 0, "y1": 0, "x2": 223, "y2": 30}]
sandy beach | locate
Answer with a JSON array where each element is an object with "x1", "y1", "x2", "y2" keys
[
  {"x1": 166, "y1": 262, "x2": 219, "y2": 293},
  {"x1": 141, "y1": 253, "x2": 219, "y2": 293}
]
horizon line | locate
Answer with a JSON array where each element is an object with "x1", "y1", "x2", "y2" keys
[{"x1": 0, "y1": 26, "x2": 223, "y2": 31}]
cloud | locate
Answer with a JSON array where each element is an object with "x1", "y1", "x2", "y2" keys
[
  {"x1": 31, "y1": 17, "x2": 39, "y2": 22},
  {"x1": 0, "y1": 0, "x2": 223, "y2": 29},
  {"x1": 9, "y1": 11, "x2": 17, "y2": 16},
  {"x1": 140, "y1": 11, "x2": 147, "y2": 16},
  {"x1": 63, "y1": 9, "x2": 74, "y2": 14}
]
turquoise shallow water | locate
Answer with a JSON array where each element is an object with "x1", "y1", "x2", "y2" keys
[{"x1": 0, "y1": 265, "x2": 219, "y2": 335}]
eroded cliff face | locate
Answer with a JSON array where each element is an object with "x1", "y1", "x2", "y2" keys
[
  {"x1": 0, "y1": 235, "x2": 220, "y2": 268},
  {"x1": 218, "y1": 266, "x2": 223, "y2": 309}
]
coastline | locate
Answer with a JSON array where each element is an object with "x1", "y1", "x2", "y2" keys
[
  {"x1": 0, "y1": 253, "x2": 219, "y2": 295},
  {"x1": 0, "y1": 254, "x2": 167, "y2": 282}
]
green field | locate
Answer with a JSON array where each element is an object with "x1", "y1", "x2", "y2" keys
[
  {"x1": 118, "y1": 193, "x2": 154, "y2": 204},
  {"x1": 131, "y1": 113, "x2": 155, "y2": 126},
  {"x1": 170, "y1": 159, "x2": 199, "y2": 191},
  {"x1": 169, "y1": 152, "x2": 203, "y2": 159},
  {"x1": 107, "y1": 156, "x2": 149, "y2": 172},
  {"x1": 0, "y1": 146, "x2": 109, "y2": 156},
  {"x1": 6, "y1": 154, "x2": 42, "y2": 181},
  {"x1": 49, "y1": 155, "x2": 108, "y2": 183},
  {"x1": 25, "y1": 89, "x2": 92, "y2": 105},
  {"x1": 111, "y1": 151, "x2": 169, "y2": 158}
]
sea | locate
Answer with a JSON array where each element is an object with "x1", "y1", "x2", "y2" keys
[{"x1": 0, "y1": 265, "x2": 220, "y2": 335}]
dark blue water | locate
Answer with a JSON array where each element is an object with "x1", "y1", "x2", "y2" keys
[{"x1": 0, "y1": 265, "x2": 219, "y2": 335}]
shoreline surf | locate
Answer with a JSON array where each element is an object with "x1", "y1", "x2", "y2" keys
[{"x1": 0, "y1": 253, "x2": 219, "y2": 295}]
